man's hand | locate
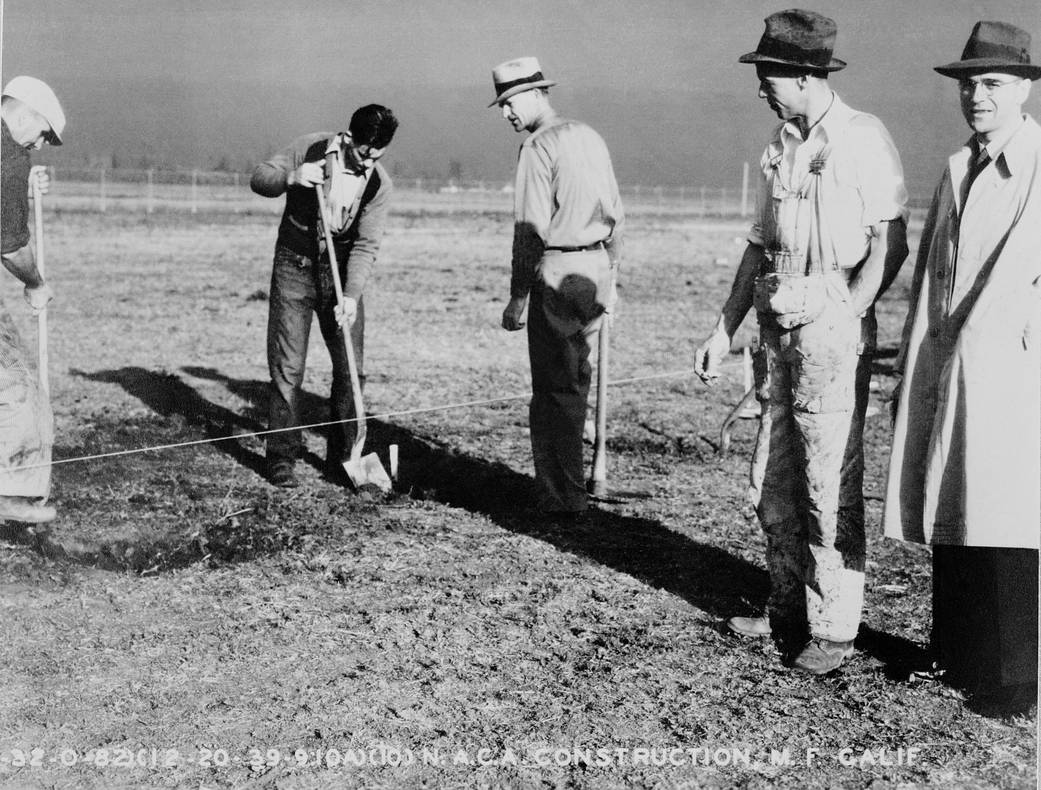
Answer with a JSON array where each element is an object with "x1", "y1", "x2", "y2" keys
[
  {"x1": 287, "y1": 162, "x2": 325, "y2": 188},
  {"x1": 694, "y1": 328, "x2": 731, "y2": 385},
  {"x1": 335, "y1": 296, "x2": 358, "y2": 328},
  {"x1": 501, "y1": 295, "x2": 528, "y2": 331},
  {"x1": 24, "y1": 283, "x2": 53, "y2": 314},
  {"x1": 29, "y1": 166, "x2": 50, "y2": 196}
]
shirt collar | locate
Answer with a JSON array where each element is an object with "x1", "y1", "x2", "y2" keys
[
  {"x1": 972, "y1": 114, "x2": 1029, "y2": 172},
  {"x1": 780, "y1": 91, "x2": 851, "y2": 144},
  {"x1": 325, "y1": 132, "x2": 372, "y2": 176}
]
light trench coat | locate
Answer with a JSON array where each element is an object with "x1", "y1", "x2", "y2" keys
[{"x1": 883, "y1": 115, "x2": 1041, "y2": 549}]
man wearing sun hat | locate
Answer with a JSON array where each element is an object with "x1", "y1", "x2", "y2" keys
[
  {"x1": 883, "y1": 21, "x2": 1041, "y2": 713},
  {"x1": 693, "y1": 10, "x2": 909, "y2": 674},
  {"x1": 0, "y1": 76, "x2": 65, "y2": 524},
  {"x1": 491, "y1": 56, "x2": 624, "y2": 517}
]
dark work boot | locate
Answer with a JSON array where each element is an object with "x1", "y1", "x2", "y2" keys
[
  {"x1": 792, "y1": 638, "x2": 855, "y2": 675},
  {"x1": 267, "y1": 459, "x2": 299, "y2": 489}
]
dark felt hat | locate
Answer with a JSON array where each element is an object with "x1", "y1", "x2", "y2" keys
[
  {"x1": 739, "y1": 9, "x2": 846, "y2": 72},
  {"x1": 935, "y1": 20, "x2": 1041, "y2": 79}
]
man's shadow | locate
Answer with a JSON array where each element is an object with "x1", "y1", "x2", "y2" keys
[
  {"x1": 51, "y1": 364, "x2": 926, "y2": 678},
  {"x1": 70, "y1": 365, "x2": 335, "y2": 477}
]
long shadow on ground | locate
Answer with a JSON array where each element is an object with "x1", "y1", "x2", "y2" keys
[{"x1": 7, "y1": 365, "x2": 927, "y2": 678}]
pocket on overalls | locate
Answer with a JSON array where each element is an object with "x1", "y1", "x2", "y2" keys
[
  {"x1": 753, "y1": 273, "x2": 828, "y2": 329},
  {"x1": 791, "y1": 303, "x2": 858, "y2": 414}
]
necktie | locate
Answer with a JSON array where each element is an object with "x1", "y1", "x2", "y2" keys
[{"x1": 960, "y1": 143, "x2": 991, "y2": 208}]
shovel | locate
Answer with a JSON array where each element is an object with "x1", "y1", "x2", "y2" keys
[
  {"x1": 32, "y1": 179, "x2": 49, "y2": 400},
  {"x1": 314, "y1": 186, "x2": 391, "y2": 492},
  {"x1": 587, "y1": 310, "x2": 610, "y2": 498},
  {"x1": 586, "y1": 284, "x2": 652, "y2": 504}
]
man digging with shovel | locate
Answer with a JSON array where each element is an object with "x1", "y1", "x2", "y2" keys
[
  {"x1": 251, "y1": 105, "x2": 397, "y2": 489},
  {"x1": 0, "y1": 76, "x2": 65, "y2": 524}
]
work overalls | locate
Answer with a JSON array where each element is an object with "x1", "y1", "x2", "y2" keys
[{"x1": 750, "y1": 144, "x2": 865, "y2": 643}]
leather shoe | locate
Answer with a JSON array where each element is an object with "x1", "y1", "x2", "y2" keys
[
  {"x1": 727, "y1": 615, "x2": 772, "y2": 638},
  {"x1": 267, "y1": 461, "x2": 299, "y2": 488},
  {"x1": 0, "y1": 496, "x2": 56, "y2": 524},
  {"x1": 792, "y1": 638, "x2": 855, "y2": 674}
]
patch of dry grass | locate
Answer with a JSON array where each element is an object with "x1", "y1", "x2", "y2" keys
[{"x1": 0, "y1": 205, "x2": 1034, "y2": 789}]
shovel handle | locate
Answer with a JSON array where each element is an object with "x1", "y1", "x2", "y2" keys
[
  {"x1": 588, "y1": 311, "x2": 609, "y2": 496},
  {"x1": 315, "y1": 186, "x2": 366, "y2": 457},
  {"x1": 32, "y1": 180, "x2": 49, "y2": 400}
]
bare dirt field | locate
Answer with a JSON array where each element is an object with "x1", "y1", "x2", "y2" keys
[{"x1": 0, "y1": 201, "x2": 1035, "y2": 789}]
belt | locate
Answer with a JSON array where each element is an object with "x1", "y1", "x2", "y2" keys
[{"x1": 545, "y1": 241, "x2": 605, "y2": 253}]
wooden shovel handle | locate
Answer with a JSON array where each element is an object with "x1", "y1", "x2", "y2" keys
[
  {"x1": 32, "y1": 181, "x2": 49, "y2": 400},
  {"x1": 588, "y1": 312, "x2": 609, "y2": 496},
  {"x1": 314, "y1": 186, "x2": 366, "y2": 457}
]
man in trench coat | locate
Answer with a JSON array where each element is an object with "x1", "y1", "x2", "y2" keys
[{"x1": 883, "y1": 20, "x2": 1041, "y2": 714}]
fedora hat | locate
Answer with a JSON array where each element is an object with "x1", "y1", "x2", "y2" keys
[
  {"x1": 934, "y1": 21, "x2": 1041, "y2": 79},
  {"x1": 488, "y1": 57, "x2": 557, "y2": 107},
  {"x1": 739, "y1": 9, "x2": 846, "y2": 72},
  {"x1": 1, "y1": 75, "x2": 65, "y2": 145}
]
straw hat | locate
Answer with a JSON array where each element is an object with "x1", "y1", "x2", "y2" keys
[{"x1": 488, "y1": 57, "x2": 557, "y2": 107}]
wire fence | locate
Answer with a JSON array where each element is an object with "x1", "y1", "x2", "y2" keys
[{"x1": 37, "y1": 167, "x2": 931, "y2": 218}]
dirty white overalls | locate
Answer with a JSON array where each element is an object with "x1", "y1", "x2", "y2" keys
[{"x1": 750, "y1": 143, "x2": 865, "y2": 643}]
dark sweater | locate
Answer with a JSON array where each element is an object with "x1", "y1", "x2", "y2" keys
[
  {"x1": 1, "y1": 120, "x2": 32, "y2": 255},
  {"x1": 250, "y1": 132, "x2": 392, "y2": 300}
]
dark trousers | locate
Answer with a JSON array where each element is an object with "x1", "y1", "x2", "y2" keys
[
  {"x1": 526, "y1": 250, "x2": 611, "y2": 513},
  {"x1": 932, "y1": 545, "x2": 1039, "y2": 697},
  {"x1": 266, "y1": 245, "x2": 364, "y2": 467}
]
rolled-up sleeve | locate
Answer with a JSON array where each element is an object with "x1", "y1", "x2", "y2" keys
[
  {"x1": 851, "y1": 116, "x2": 909, "y2": 226},
  {"x1": 748, "y1": 146, "x2": 774, "y2": 248}
]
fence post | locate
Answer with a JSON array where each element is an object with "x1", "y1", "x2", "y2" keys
[
  {"x1": 700, "y1": 185, "x2": 707, "y2": 217},
  {"x1": 191, "y1": 169, "x2": 198, "y2": 214},
  {"x1": 721, "y1": 186, "x2": 728, "y2": 214},
  {"x1": 656, "y1": 185, "x2": 663, "y2": 208},
  {"x1": 147, "y1": 169, "x2": 155, "y2": 214},
  {"x1": 100, "y1": 168, "x2": 107, "y2": 213}
]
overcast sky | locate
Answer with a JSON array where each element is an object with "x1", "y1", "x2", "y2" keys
[
  {"x1": 3, "y1": 0, "x2": 1040, "y2": 188},
  {"x1": 7, "y1": 0, "x2": 1039, "y2": 91}
]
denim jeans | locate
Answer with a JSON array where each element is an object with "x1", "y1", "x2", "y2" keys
[{"x1": 266, "y1": 244, "x2": 364, "y2": 467}]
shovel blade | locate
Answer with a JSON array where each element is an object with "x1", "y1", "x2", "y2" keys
[{"x1": 344, "y1": 452, "x2": 392, "y2": 493}]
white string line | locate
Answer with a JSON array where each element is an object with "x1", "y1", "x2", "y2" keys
[{"x1": 12, "y1": 359, "x2": 744, "y2": 472}]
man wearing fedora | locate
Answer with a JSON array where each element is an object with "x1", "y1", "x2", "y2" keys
[
  {"x1": 0, "y1": 76, "x2": 65, "y2": 524},
  {"x1": 883, "y1": 21, "x2": 1041, "y2": 713},
  {"x1": 491, "y1": 57, "x2": 624, "y2": 516},
  {"x1": 694, "y1": 10, "x2": 909, "y2": 673}
]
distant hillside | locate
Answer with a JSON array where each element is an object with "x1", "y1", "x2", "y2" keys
[{"x1": 34, "y1": 75, "x2": 1009, "y2": 199}]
